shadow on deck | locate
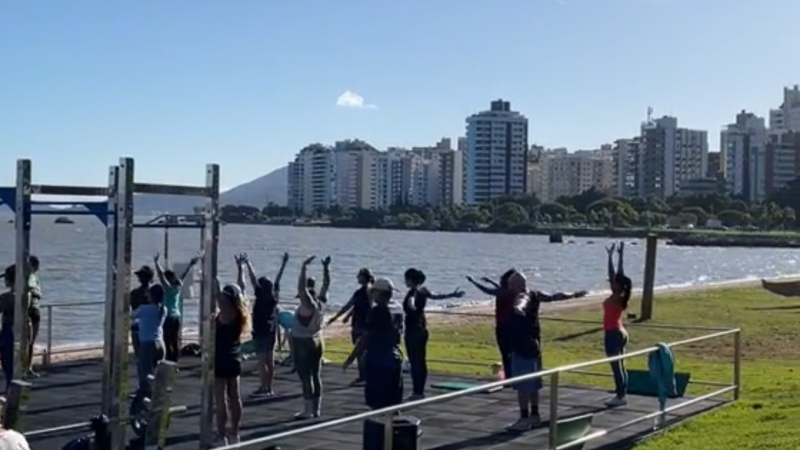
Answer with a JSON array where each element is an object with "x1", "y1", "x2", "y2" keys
[{"x1": 24, "y1": 357, "x2": 728, "y2": 449}]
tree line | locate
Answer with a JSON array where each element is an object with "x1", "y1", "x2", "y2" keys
[{"x1": 220, "y1": 176, "x2": 800, "y2": 232}]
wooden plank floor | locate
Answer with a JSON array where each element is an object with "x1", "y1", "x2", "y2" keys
[{"x1": 22, "y1": 357, "x2": 727, "y2": 449}]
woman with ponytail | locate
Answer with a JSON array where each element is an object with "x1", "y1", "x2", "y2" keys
[{"x1": 603, "y1": 242, "x2": 632, "y2": 408}]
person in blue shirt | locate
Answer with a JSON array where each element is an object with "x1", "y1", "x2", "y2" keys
[
  {"x1": 239, "y1": 251, "x2": 288, "y2": 397},
  {"x1": 326, "y1": 267, "x2": 375, "y2": 386},
  {"x1": 344, "y1": 277, "x2": 405, "y2": 410},
  {"x1": 133, "y1": 284, "x2": 166, "y2": 397},
  {"x1": 153, "y1": 252, "x2": 200, "y2": 363}
]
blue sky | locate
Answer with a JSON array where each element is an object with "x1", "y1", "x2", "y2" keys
[{"x1": 1, "y1": 0, "x2": 797, "y2": 192}]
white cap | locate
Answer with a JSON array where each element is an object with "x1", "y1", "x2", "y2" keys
[
  {"x1": 222, "y1": 283, "x2": 242, "y2": 298},
  {"x1": 372, "y1": 277, "x2": 397, "y2": 292}
]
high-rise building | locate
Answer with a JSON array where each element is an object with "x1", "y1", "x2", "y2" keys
[
  {"x1": 331, "y1": 140, "x2": 380, "y2": 211},
  {"x1": 721, "y1": 111, "x2": 768, "y2": 202},
  {"x1": 463, "y1": 100, "x2": 529, "y2": 205},
  {"x1": 769, "y1": 85, "x2": 800, "y2": 132},
  {"x1": 765, "y1": 131, "x2": 800, "y2": 194},
  {"x1": 287, "y1": 143, "x2": 336, "y2": 215},
  {"x1": 538, "y1": 148, "x2": 615, "y2": 202},
  {"x1": 613, "y1": 138, "x2": 641, "y2": 197},
  {"x1": 638, "y1": 116, "x2": 708, "y2": 198}
]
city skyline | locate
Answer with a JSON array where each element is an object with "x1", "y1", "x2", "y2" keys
[{"x1": 2, "y1": 0, "x2": 799, "y2": 192}]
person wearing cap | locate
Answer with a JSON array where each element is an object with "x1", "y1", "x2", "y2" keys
[
  {"x1": 213, "y1": 280, "x2": 250, "y2": 446},
  {"x1": 133, "y1": 283, "x2": 166, "y2": 398},
  {"x1": 291, "y1": 255, "x2": 331, "y2": 420},
  {"x1": 344, "y1": 277, "x2": 405, "y2": 410},
  {"x1": 326, "y1": 267, "x2": 375, "y2": 386},
  {"x1": 130, "y1": 265, "x2": 155, "y2": 364},
  {"x1": 239, "y1": 252, "x2": 289, "y2": 397}
]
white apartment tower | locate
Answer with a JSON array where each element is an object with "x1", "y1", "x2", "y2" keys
[
  {"x1": 769, "y1": 85, "x2": 800, "y2": 132},
  {"x1": 287, "y1": 144, "x2": 336, "y2": 215},
  {"x1": 721, "y1": 111, "x2": 768, "y2": 202},
  {"x1": 464, "y1": 100, "x2": 528, "y2": 205},
  {"x1": 638, "y1": 116, "x2": 708, "y2": 198}
]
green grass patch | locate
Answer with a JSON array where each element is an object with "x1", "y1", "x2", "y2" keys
[{"x1": 325, "y1": 288, "x2": 800, "y2": 449}]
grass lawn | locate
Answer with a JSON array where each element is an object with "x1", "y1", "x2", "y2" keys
[{"x1": 324, "y1": 287, "x2": 800, "y2": 449}]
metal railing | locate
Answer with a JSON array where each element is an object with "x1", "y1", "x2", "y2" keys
[
  {"x1": 215, "y1": 326, "x2": 741, "y2": 450},
  {"x1": 40, "y1": 301, "x2": 106, "y2": 367}
]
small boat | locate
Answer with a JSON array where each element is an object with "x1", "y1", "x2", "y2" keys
[
  {"x1": 54, "y1": 216, "x2": 75, "y2": 224},
  {"x1": 549, "y1": 231, "x2": 564, "y2": 243}
]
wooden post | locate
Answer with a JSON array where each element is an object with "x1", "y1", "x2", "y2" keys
[{"x1": 640, "y1": 234, "x2": 658, "y2": 321}]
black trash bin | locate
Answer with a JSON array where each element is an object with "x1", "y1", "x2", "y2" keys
[{"x1": 362, "y1": 415, "x2": 421, "y2": 450}]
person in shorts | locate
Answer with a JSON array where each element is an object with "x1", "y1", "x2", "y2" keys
[{"x1": 344, "y1": 277, "x2": 404, "y2": 410}]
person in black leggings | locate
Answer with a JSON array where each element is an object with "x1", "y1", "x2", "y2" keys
[
  {"x1": 402, "y1": 268, "x2": 464, "y2": 400},
  {"x1": 326, "y1": 267, "x2": 375, "y2": 386},
  {"x1": 0, "y1": 265, "x2": 18, "y2": 390},
  {"x1": 213, "y1": 282, "x2": 248, "y2": 446}
]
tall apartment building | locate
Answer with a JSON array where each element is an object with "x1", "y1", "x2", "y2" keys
[
  {"x1": 463, "y1": 100, "x2": 528, "y2": 205},
  {"x1": 638, "y1": 116, "x2": 708, "y2": 198},
  {"x1": 613, "y1": 138, "x2": 641, "y2": 197},
  {"x1": 287, "y1": 140, "x2": 378, "y2": 215},
  {"x1": 769, "y1": 85, "x2": 800, "y2": 132},
  {"x1": 765, "y1": 131, "x2": 800, "y2": 193},
  {"x1": 720, "y1": 111, "x2": 768, "y2": 202},
  {"x1": 538, "y1": 148, "x2": 615, "y2": 202}
]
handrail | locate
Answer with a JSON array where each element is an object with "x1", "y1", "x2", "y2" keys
[{"x1": 217, "y1": 327, "x2": 741, "y2": 450}]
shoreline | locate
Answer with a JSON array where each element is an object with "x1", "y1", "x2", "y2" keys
[{"x1": 35, "y1": 277, "x2": 777, "y2": 367}]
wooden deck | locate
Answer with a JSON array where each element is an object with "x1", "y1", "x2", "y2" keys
[{"x1": 22, "y1": 356, "x2": 727, "y2": 449}]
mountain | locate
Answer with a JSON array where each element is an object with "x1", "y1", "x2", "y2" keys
[{"x1": 132, "y1": 165, "x2": 288, "y2": 214}]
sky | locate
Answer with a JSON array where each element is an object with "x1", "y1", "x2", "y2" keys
[{"x1": 1, "y1": 0, "x2": 798, "y2": 194}]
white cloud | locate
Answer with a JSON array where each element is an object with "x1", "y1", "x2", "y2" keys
[{"x1": 335, "y1": 90, "x2": 377, "y2": 109}]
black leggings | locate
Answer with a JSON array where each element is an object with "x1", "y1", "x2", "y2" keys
[
  {"x1": 163, "y1": 316, "x2": 181, "y2": 363},
  {"x1": 495, "y1": 327, "x2": 514, "y2": 378},
  {"x1": 405, "y1": 328, "x2": 429, "y2": 396}
]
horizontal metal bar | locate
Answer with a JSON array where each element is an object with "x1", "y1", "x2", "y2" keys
[
  {"x1": 31, "y1": 185, "x2": 110, "y2": 197},
  {"x1": 29, "y1": 210, "x2": 109, "y2": 216},
  {"x1": 554, "y1": 385, "x2": 736, "y2": 450},
  {"x1": 24, "y1": 405, "x2": 188, "y2": 438},
  {"x1": 44, "y1": 301, "x2": 105, "y2": 308},
  {"x1": 133, "y1": 183, "x2": 207, "y2": 197},
  {"x1": 216, "y1": 328, "x2": 740, "y2": 450},
  {"x1": 133, "y1": 224, "x2": 204, "y2": 229},
  {"x1": 31, "y1": 200, "x2": 110, "y2": 207}
]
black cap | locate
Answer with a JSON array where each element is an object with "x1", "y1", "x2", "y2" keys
[{"x1": 135, "y1": 265, "x2": 155, "y2": 279}]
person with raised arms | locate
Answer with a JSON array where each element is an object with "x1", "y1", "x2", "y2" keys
[
  {"x1": 213, "y1": 274, "x2": 250, "y2": 446},
  {"x1": 402, "y1": 268, "x2": 464, "y2": 400},
  {"x1": 344, "y1": 277, "x2": 405, "y2": 410},
  {"x1": 603, "y1": 242, "x2": 632, "y2": 407},
  {"x1": 133, "y1": 282, "x2": 166, "y2": 398},
  {"x1": 153, "y1": 252, "x2": 200, "y2": 364},
  {"x1": 326, "y1": 267, "x2": 375, "y2": 386},
  {"x1": 292, "y1": 255, "x2": 330, "y2": 420},
  {"x1": 239, "y1": 251, "x2": 289, "y2": 397},
  {"x1": 466, "y1": 271, "x2": 587, "y2": 380}
]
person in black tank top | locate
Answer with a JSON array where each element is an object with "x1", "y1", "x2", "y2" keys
[
  {"x1": 402, "y1": 268, "x2": 464, "y2": 400},
  {"x1": 213, "y1": 282, "x2": 249, "y2": 446},
  {"x1": 239, "y1": 252, "x2": 288, "y2": 397},
  {"x1": 326, "y1": 267, "x2": 374, "y2": 386}
]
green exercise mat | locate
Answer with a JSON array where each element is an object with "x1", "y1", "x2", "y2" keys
[{"x1": 431, "y1": 381, "x2": 502, "y2": 393}]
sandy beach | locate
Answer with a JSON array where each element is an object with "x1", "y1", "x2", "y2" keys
[{"x1": 34, "y1": 278, "x2": 770, "y2": 367}]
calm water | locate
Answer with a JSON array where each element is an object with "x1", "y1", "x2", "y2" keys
[{"x1": 0, "y1": 216, "x2": 798, "y2": 347}]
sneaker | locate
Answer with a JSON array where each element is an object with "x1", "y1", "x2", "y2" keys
[
  {"x1": 294, "y1": 400, "x2": 314, "y2": 420},
  {"x1": 605, "y1": 396, "x2": 628, "y2": 407},
  {"x1": 228, "y1": 434, "x2": 241, "y2": 444},
  {"x1": 506, "y1": 417, "x2": 533, "y2": 432},
  {"x1": 213, "y1": 435, "x2": 228, "y2": 447},
  {"x1": 407, "y1": 393, "x2": 425, "y2": 401},
  {"x1": 25, "y1": 370, "x2": 39, "y2": 379},
  {"x1": 529, "y1": 415, "x2": 542, "y2": 428},
  {"x1": 252, "y1": 387, "x2": 274, "y2": 397},
  {"x1": 349, "y1": 378, "x2": 365, "y2": 387}
]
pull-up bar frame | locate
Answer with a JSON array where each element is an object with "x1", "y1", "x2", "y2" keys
[{"x1": 5, "y1": 158, "x2": 221, "y2": 449}]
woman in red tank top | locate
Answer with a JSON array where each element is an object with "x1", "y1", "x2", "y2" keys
[{"x1": 603, "y1": 242, "x2": 632, "y2": 407}]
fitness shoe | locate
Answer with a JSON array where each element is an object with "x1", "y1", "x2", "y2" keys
[
  {"x1": 294, "y1": 400, "x2": 314, "y2": 420},
  {"x1": 605, "y1": 396, "x2": 628, "y2": 407},
  {"x1": 228, "y1": 434, "x2": 241, "y2": 444},
  {"x1": 529, "y1": 415, "x2": 542, "y2": 428},
  {"x1": 407, "y1": 393, "x2": 425, "y2": 401},
  {"x1": 252, "y1": 387, "x2": 274, "y2": 397},
  {"x1": 213, "y1": 435, "x2": 228, "y2": 447},
  {"x1": 506, "y1": 417, "x2": 533, "y2": 432}
]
